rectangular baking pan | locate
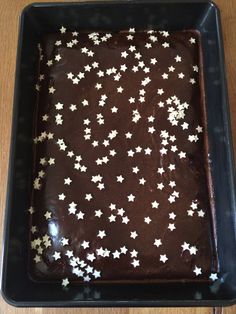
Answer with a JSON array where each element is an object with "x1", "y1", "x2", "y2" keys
[{"x1": 1, "y1": 0, "x2": 236, "y2": 307}]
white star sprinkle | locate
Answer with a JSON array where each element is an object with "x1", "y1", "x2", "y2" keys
[
  {"x1": 62, "y1": 278, "x2": 69, "y2": 287},
  {"x1": 175, "y1": 55, "x2": 182, "y2": 62},
  {"x1": 127, "y1": 194, "x2": 135, "y2": 202},
  {"x1": 181, "y1": 242, "x2": 190, "y2": 251},
  {"x1": 85, "y1": 194, "x2": 93, "y2": 201},
  {"x1": 117, "y1": 175, "x2": 124, "y2": 183},
  {"x1": 139, "y1": 178, "x2": 146, "y2": 185},
  {"x1": 53, "y1": 251, "x2": 61, "y2": 260},
  {"x1": 64, "y1": 177, "x2": 72, "y2": 185},
  {"x1": 131, "y1": 259, "x2": 140, "y2": 268},
  {"x1": 209, "y1": 273, "x2": 218, "y2": 281},
  {"x1": 60, "y1": 26, "x2": 66, "y2": 33},
  {"x1": 97, "y1": 230, "x2": 106, "y2": 239},
  {"x1": 189, "y1": 37, "x2": 196, "y2": 44},
  {"x1": 151, "y1": 201, "x2": 159, "y2": 209},
  {"x1": 44, "y1": 211, "x2": 51, "y2": 220},
  {"x1": 130, "y1": 231, "x2": 138, "y2": 239},
  {"x1": 154, "y1": 239, "x2": 162, "y2": 247},
  {"x1": 144, "y1": 147, "x2": 152, "y2": 155},
  {"x1": 81, "y1": 240, "x2": 90, "y2": 249},
  {"x1": 160, "y1": 254, "x2": 168, "y2": 263},
  {"x1": 193, "y1": 266, "x2": 202, "y2": 276},
  {"x1": 144, "y1": 216, "x2": 151, "y2": 224},
  {"x1": 169, "y1": 212, "x2": 176, "y2": 220}
]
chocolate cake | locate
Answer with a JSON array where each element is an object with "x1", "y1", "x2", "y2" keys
[{"x1": 29, "y1": 28, "x2": 218, "y2": 286}]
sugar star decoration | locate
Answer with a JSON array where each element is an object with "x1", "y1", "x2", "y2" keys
[
  {"x1": 168, "y1": 223, "x2": 176, "y2": 231},
  {"x1": 154, "y1": 239, "x2": 162, "y2": 248},
  {"x1": 49, "y1": 86, "x2": 56, "y2": 94},
  {"x1": 169, "y1": 212, "x2": 176, "y2": 220},
  {"x1": 44, "y1": 211, "x2": 51, "y2": 220},
  {"x1": 97, "y1": 230, "x2": 106, "y2": 239},
  {"x1": 209, "y1": 273, "x2": 218, "y2": 281},
  {"x1": 112, "y1": 250, "x2": 120, "y2": 259},
  {"x1": 139, "y1": 178, "x2": 146, "y2": 185},
  {"x1": 95, "y1": 209, "x2": 103, "y2": 218},
  {"x1": 131, "y1": 259, "x2": 140, "y2": 268},
  {"x1": 127, "y1": 194, "x2": 135, "y2": 202},
  {"x1": 53, "y1": 251, "x2": 61, "y2": 261},
  {"x1": 76, "y1": 211, "x2": 85, "y2": 220},
  {"x1": 28, "y1": 206, "x2": 35, "y2": 214},
  {"x1": 151, "y1": 201, "x2": 159, "y2": 209},
  {"x1": 120, "y1": 246, "x2": 128, "y2": 254},
  {"x1": 144, "y1": 147, "x2": 152, "y2": 155},
  {"x1": 61, "y1": 238, "x2": 69, "y2": 246},
  {"x1": 34, "y1": 255, "x2": 41, "y2": 263},
  {"x1": 160, "y1": 254, "x2": 168, "y2": 263},
  {"x1": 81, "y1": 241, "x2": 90, "y2": 249},
  {"x1": 64, "y1": 177, "x2": 72, "y2": 185},
  {"x1": 144, "y1": 216, "x2": 151, "y2": 224},
  {"x1": 62, "y1": 278, "x2": 70, "y2": 287},
  {"x1": 130, "y1": 231, "x2": 138, "y2": 239},
  {"x1": 157, "y1": 183, "x2": 164, "y2": 190},
  {"x1": 117, "y1": 175, "x2": 124, "y2": 183},
  {"x1": 193, "y1": 266, "x2": 202, "y2": 276},
  {"x1": 60, "y1": 26, "x2": 66, "y2": 33},
  {"x1": 85, "y1": 194, "x2": 93, "y2": 201}
]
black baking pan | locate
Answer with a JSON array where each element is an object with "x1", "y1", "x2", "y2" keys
[{"x1": 1, "y1": 0, "x2": 236, "y2": 307}]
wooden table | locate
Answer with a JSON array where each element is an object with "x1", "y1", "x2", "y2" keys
[{"x1": 0, "y1": 0, "x2": 236, "y2": 313}]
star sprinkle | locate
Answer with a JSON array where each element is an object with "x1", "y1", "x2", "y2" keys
[
  {"x1": 76, "y1": 211, "x2": 85, "y2": 220},
  {"x1": 67, "y1": 203, "x2": 77, "y2": 215},
  {"x1": 130, "y1": 231, "x2": 138, "y2": 239},
  {"x1": 62, "y1": 278, "x2": 70, "y2": 287},
  {"x1": 64, "y1": 177, "x2": 72, "y2": 185},
  {"x1": 160, "y1": 254, "x2": 168, "y2": 263},
  {"x1": 189, "y1": 37, "x2": 196, "y2": 44},
  {"x1": 169, "y1": 212, "x2": 176, "y2": 220},
  {"x1": 95, "y1": 209, "x2": 103, "y2": 218},
  {"x1": 112, "y1": 250, "x2": 120, "y2": 259},
  {"x1": 139, "y1": 178, "x2": 146, "y2": 185},
  {"x1": 151, "y1": 201, "x2": 159, "y2": 209},
  {"x1": 144, "y1": 217, "x2": 151, "y2": 224},
  {"x1": 181, "y1": 242, "x2": 190, "y2": 251},
  {"x1": 44, "y1": 211, "x2": 51, "y2": 220},
  {"x1": 193, "y1": 266, "x2": 202, "y2": 276},
  {"x1": 34, "y1": 255, "x2": 41, "y2": 263},
  {"x1": 85, "y1": 194, "x2": 93, "y2": 201},
  {"x1": 117, "y1": 175, "x2": 124, "y2": 183},
  {"x1": 61, "y1": 238, "x2": 69, "y2": 246},
  {"x1": 131, "y1": 259, "x2": 140, "y2": 268},
  {"x1": 58, "y1": 193, "x2": 66, "y2": 200},
  {"x1": 144, "y1": 147, "x2": 152, "y2": 155},
  {"x1": 97, "y1": 230, "x2": 106, "y2": 239},
  {"x1": 60, "y1": 26, "x2": 66, "y2": 33},
  {"x1": 209, "y1": 273, "x2": 218, "y2": 281},
  {"x1": 130, "y1": 249, "x2": 138, "y2": 258},
  {"x1": 168, "y1": 223, "x2": 176, "y2": 231},
  {"x1": 28, "y1": 206, "x2": 35, "y2": 215},
  {"x1": 81, "y1": 241, "x2": 90, "y2": 249},
  {"x1": 127, "y1": 194, "x2": 135, "y2": 202},
  {"x1": 175, "y1": 55, "x2": 182, "y2": 62},
  {"x1": 53, "y1": 251, "x2": 61, "y2": 260},
  {"x1": 154, "y1": 239, "x2": 162, "y2": 248},
  {"x1": 49, "y1": 86, "x2": 56, "y2": 94}
]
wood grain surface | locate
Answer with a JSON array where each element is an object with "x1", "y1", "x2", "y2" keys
[{"x1": 0, "y1": 0, "x2": 236, "y2": 313}]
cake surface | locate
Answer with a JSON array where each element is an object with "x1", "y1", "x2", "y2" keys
[{"x1": 30, "y1": 28, "x2": 218, "y2": 285}]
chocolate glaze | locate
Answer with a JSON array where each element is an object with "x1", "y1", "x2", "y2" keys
[{"x1": 29, "y1": 30, "x2": 218, "y2": 283}]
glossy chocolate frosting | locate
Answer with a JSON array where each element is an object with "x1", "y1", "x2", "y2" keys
[{"x1": 29, "y1": 29, "x2": 218, "y2": 284}]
